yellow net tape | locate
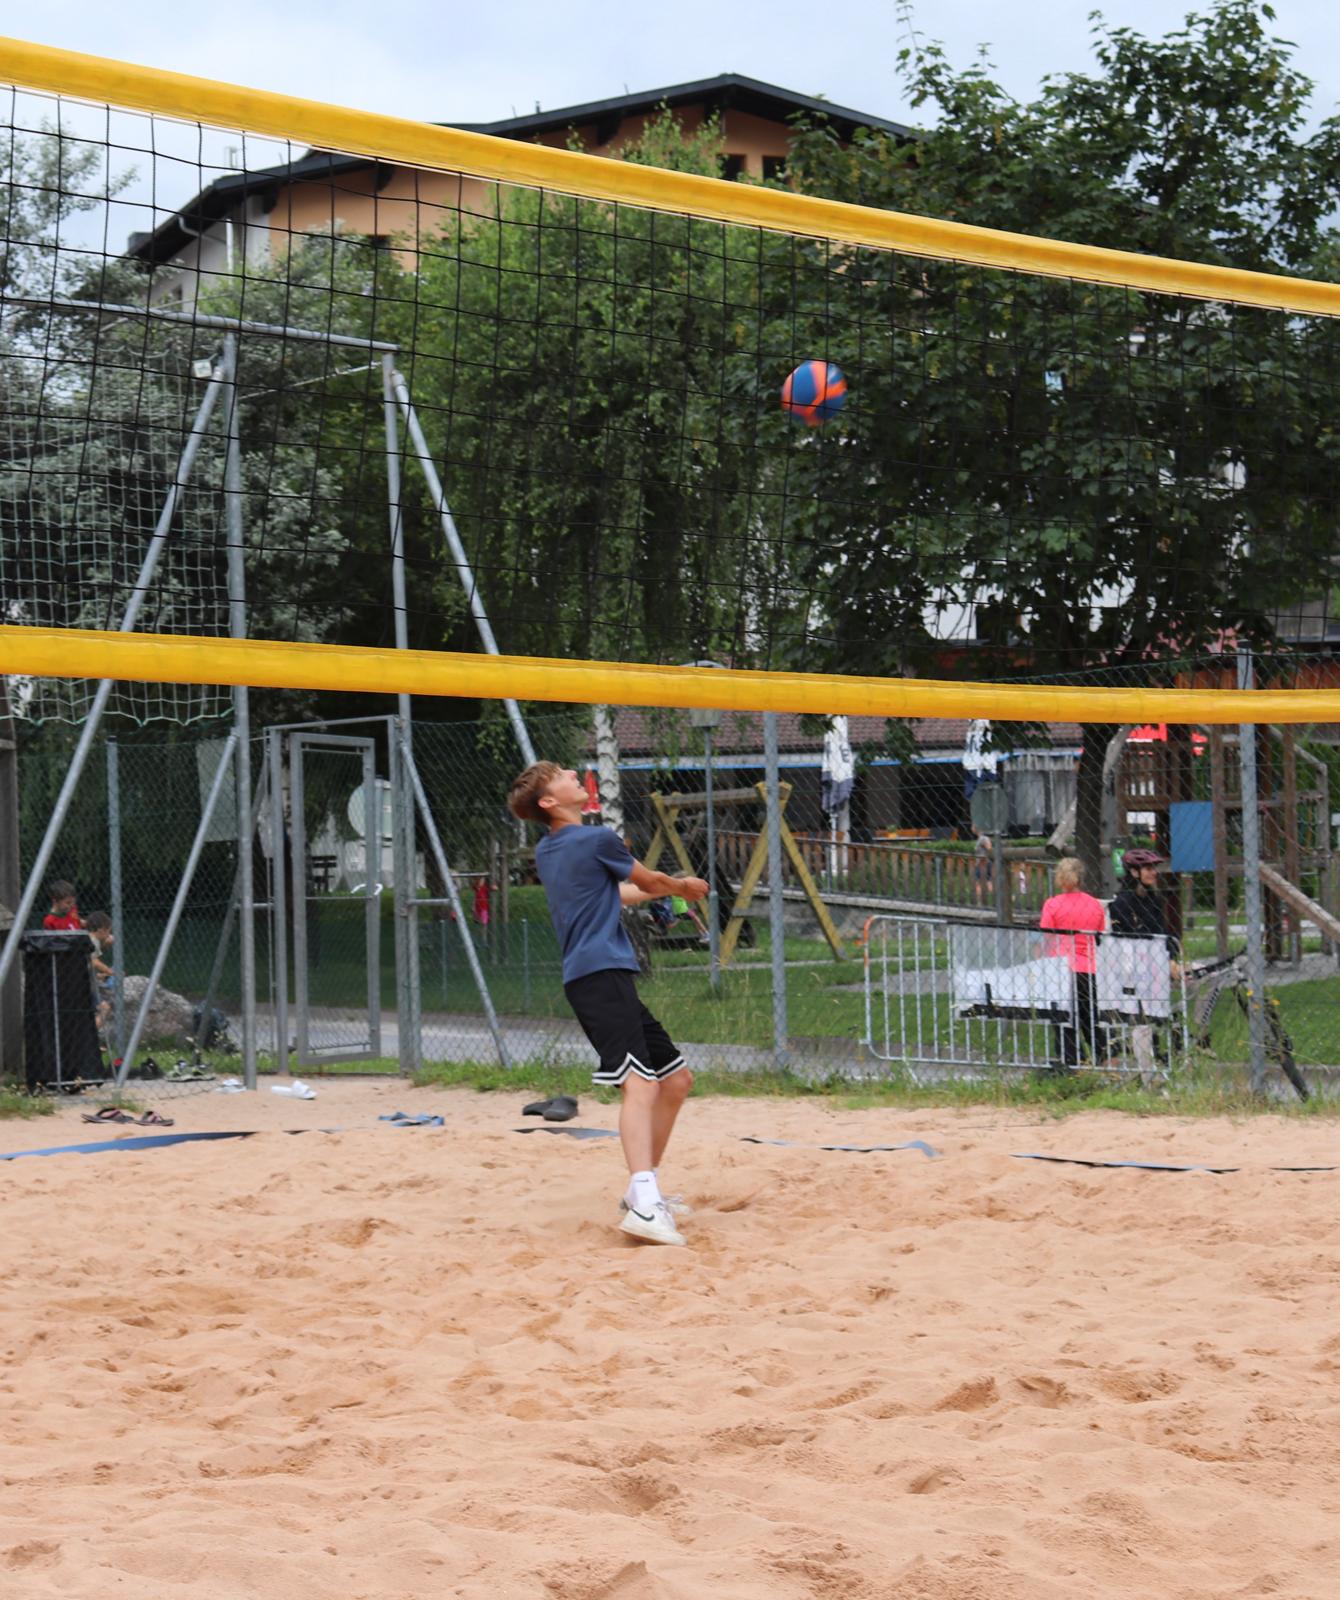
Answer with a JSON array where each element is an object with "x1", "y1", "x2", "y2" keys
[
  {"x1": 2, "y1": 35, "x2": 1339, "y2": 316},
  {"x1": 2, "y1": 627, "x2": 1335, "y2": 724}
]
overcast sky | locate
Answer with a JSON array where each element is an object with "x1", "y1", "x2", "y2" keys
[{"x1": 26, "y1": 0, "x2": 1340, "y2": 135}]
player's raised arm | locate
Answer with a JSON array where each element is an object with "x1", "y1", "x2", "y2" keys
[{"x1": 627, "y1": 860, "x2": 708, "y2": 902}]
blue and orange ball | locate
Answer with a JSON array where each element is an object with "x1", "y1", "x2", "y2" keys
[{"x1": 781, "y1": 360, "x2": 847, "y2": 426}]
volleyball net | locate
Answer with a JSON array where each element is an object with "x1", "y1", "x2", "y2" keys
[
  {"x1": 2, "y1": 38, "x2": 1339, "y2": 1092},
  {"x1": 1, "y1": 36, "x2": 1339, "y2": 727}
]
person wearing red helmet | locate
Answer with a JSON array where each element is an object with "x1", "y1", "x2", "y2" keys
[
  {"x1": 1109, "y1": 848, "x2": 1181, "y2": 1082},
  {"x1": 1109, "y1": 849, "x2": 1173, "y2": 938}
]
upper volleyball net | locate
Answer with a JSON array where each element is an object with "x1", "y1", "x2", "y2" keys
[{"x1": 2, "y1": 32, "x2": 1340, "y2": 728}]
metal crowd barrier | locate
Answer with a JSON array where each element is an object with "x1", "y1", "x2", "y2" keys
[{"x1": 862, "y1": 915, "x2": 1188, "y2": 1083}]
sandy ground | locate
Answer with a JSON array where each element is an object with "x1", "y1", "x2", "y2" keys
[{"x1": 1, "y1": 1078, "x2": 1338, "y2": 1599}]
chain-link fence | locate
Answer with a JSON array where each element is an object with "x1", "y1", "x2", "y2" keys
[{"x1": 3, "y1": 687, "x2": 1337, "y2": 1101}]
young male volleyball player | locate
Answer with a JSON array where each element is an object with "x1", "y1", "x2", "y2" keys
[{"x1": 508, "y1": 763, "x2": 708, "y2": 1247}]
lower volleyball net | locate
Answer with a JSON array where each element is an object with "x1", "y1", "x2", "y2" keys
[{"x1": 3, "y1": 657, "x2": 1335, "y2": 1101}]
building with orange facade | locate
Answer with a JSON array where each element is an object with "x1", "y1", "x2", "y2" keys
[{"x1": 125, "y1": 74, "x2": 914, "y2": 300}]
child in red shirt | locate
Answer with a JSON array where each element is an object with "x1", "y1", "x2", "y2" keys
[{"x1": 42, "y1": 879, "x2": 83, "y2": 930}]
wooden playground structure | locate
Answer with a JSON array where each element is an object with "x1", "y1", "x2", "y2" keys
[{"x1": 644, "y1": 783, "x2": 845, "y2": 966}]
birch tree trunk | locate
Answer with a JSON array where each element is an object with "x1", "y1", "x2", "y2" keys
[
  {"x1": 593, "y1": 705, "x2": 624, "y2": 837},
  {"x1": 1047, "y1": 725, "x2": 1131, "y2": 895}
]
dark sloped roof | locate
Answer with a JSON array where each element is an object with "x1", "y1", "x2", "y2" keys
[
  {"x1": 451, "y1": 73, "x2": 917, "y2": 144},
  {"x1": 126, "y1": 73, "x2": 915, "y2": 266},
  {"x1": 127, "y1": 151, "x2": 396, "y2": 266}
]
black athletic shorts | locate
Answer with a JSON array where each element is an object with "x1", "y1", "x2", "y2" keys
[{"x1": 563, "y1": 968, "x2": 687, "y2": 1086}]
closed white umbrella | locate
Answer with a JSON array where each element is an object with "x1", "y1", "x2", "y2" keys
[{"x1": 821, "y1": 717, "x2": 855, "y2": 878}]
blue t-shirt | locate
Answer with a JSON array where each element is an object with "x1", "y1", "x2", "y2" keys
[{"x1": 535, "y1": 824, "x2": 638, "y2": 984}]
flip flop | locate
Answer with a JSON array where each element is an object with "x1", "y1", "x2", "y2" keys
[
  {"x1": 522, "y1": 1098, "x2": 555, "y2": 1117},
  {"x1": 136, "y1": 1110, "x2": 175, "y2": 1127},
  {"x1": 81, "y1": 1106, "x2": 134, "y2": 1124},
  {"x1": 542, "y1": 1096, "x2": 579, "y2": 1122}
]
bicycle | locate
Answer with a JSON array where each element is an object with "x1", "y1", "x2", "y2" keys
[{"x1": 1185, "y1": 951, "x2": 1309, "y2": 1102}]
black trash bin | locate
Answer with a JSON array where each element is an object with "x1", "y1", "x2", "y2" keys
[{"x1": 21, "y1": 929, "x2": 104, "y2": 1090}]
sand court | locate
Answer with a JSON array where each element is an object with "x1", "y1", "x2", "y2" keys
[{"x1": 2, "y1": 1080, "x2": 1338, "y2": 1599}]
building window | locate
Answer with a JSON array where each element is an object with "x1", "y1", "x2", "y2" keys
[
  {"x1": 762, "y1": 155, "x2": 787, "y2": 183},
  {"x1": 722, "y1": 154, "x2": 746, "y2": 181}
]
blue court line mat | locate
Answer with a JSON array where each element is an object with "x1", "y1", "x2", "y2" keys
[
  {"x1": 741, "y1": 1136, "x2": 942, "y2": 1158},
  {"x1": 0, "y1": 1126, "x2": 373, "y2": 1161},
  {"x1": 1011, "y1": 1153, "x2": 1337, "y2": 1173},
  {"x1": 0, "y1": 1129, "x2": 258, "y2": 1161},
  {"x1": 4, "y1": 1127, "x2": 1331, "y2": 1172}
]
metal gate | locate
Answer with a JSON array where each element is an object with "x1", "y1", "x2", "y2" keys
[
  {"x1": 288, "y1": 732, "x2": 382, "y2": 1066},
  {"x1": 863, "y1": 915, "x2": 1187, "y2": 1082}
]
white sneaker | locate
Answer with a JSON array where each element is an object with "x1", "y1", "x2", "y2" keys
[
  {"x1": 619, "y1": 1201, "x2": 687, "y2": 1247},
  {"x1": 270, "y1": 1079, "x2": 317, "y2": 1100},
  {"x1": 621, "y1": 1193, "x2": 692, "y2": 1219}
]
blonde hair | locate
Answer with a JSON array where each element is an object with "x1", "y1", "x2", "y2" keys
[
  {"x1": 1054, "y1": 856, "x2": 1084, "y2": 892},
  {"x1": 507, "y1": 761, "x2": 564, "y2": 825}
]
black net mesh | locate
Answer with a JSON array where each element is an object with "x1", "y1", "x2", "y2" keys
[
  {"x1": 1, "y1": 68, "x2": 1338, "y2": 1102},
  {"x1": 3, "y1": 83, "x2": 1339, "y2": 721}
]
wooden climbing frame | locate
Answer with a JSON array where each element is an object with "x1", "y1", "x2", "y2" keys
[{"x1": 645, "y1": 782, "x2": 844, "y2": 967}]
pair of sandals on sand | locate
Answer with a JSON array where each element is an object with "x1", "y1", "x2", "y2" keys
[
  {"x1": 521, "y1": 1095, "x2": 579, "y2": 1123},
  {"x1": 81, "y1": 1106, "x2": 175, "y2": 1127}
]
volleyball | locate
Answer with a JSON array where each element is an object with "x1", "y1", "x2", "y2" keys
[{"x1": 781, "y1": 360, "x2": 847, "y2": 426}]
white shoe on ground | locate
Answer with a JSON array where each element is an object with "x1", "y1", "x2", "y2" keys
[
  {"x1": 621, "y1": 1194, "x2": 691, "y2": 1219},
  {"x1": 619, "y1": 1201, "x2": 687, "y2": 1247}
]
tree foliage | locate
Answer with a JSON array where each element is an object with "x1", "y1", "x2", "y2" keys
[
  {"x1": 390, "y1": 109, "x2": 773, "y2": 666},
  {"x1": 777, "y1": 0, "x2": 1340, "y2": 682}
]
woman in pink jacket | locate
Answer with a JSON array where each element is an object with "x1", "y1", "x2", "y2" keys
[{"x1": 1039, "y1": 857, "x2": 1107, "y2": 1069}]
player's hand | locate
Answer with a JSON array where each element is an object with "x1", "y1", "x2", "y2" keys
[{"x1": 678, "y1": 877, "x2": 709, "y2": 902}]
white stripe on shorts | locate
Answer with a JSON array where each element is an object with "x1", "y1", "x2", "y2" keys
[{"x1": 591, "y1": 1051, "x2": 657, "y2": 1085}]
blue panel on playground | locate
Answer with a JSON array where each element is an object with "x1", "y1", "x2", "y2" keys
[{"x1": 1170, "y1": 801, "x2": 1215, "y2": 872}]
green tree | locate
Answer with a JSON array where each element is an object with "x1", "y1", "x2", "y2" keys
[
  {"x1": 771, "y1": 0, "x2": 1340, "y2": 874},
  {"x1": 392, "y1": 108, "x2": 773, "y2": 668},
  {"x1": 0, "y1": 120, "x2": 132, "y2": 301}
]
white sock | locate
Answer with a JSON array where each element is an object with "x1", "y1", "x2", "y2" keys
[
  {"x1": 627, "y1": 1170, "x2": 663, "y2": 1213},
  {"x1": 625, "y1": 1167, "x2": 662, "y2": 1204}
]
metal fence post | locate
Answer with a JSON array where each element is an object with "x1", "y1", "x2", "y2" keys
[
  {"x1": 268, "y1": 728, "x2": 289, "y2": 1075},
  {"x1": 390, "y1": 723, "x2": 422, "y2": 1077},
  {"x1": 0, "y1": 685, "x2": 19, "y2": 1077},
  {"x1": 106, "y1": 737, "x2": 126, "y2": 1061},
  {"x1": 704, "y1": 724, "x2": 721, "y2": 990},
  {"x1": 384, "y1": 356, "x2": 422, "y2": 1078},
  {"x1": 222, "y1": 335, "x2": 258, "y2": 1091},
  {"x1": 763, "y1": 712, "x2": 789, "y2": 1070},
  {"x1": 1238, "y1": 649, "x2": 1269, "y2": 1094},
  {"x1": 522, "y1": 918, "x2": 531, "y2": 1014}
]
